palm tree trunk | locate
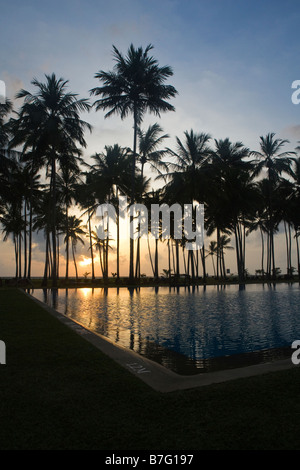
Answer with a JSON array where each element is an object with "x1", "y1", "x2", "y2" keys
[
  {"x1": 88, "y1": 210, "x2": 95, "y2": 280},
  {"x1": 270, "y1": 228, "x2": 276, "y2": 279},
  {"x1": 117, "y1": 214, "x2": 120, "y2": 280},
  {"x1": 98, "y1": 245, "x2": 104, "y2": 278},
  {"x1": 23, "y1": 201, "x2": 27, "y2": 278},
  {"x1": 147, "y1": 234, "x2": 155, "y2": 276},
  {"x1": 195, "y1": 250, "x2": 199, "y2": 278},
  {"x1": 243, "y1": 224, "x2": 246, "y2": 277},
  {"x1": 65, "y1": 208, "x2": 69, "y2": 280},
  {"x1": 171, "y1": 240, "x2": 175, "y2": 275},
  {"x1": 57, "y1": 232, "x2": 60, "y2": 280},
  {"x1": 27, "y1": 200, "x2": 33, "y2": 279},
  {"x1": 221, "y1": 248, "x2": 226, "y2": 279},
  {"x1": 284, "y1": 221, "x2": 289, "y2": 275},
  {"x1": 135, "y1": 236, "x2": 140, "y2": 279},
  {"x1": 183, "y1": 246, "x2": 187, "y2": 275},
  {"x1": 18, "y1": 232, "x2": 22, "y2": 279},
  {"x1": 116, "y1": 187, "x2": 120, "y2": 280},
  {"x1": 216, "y1": 228, "x2": 220, "y2": 279},
  {"x1": 175, "y1": 239, "x2": 180, "y2": 277},
  {"x1": 42, "y1": 233, "x2": 49, "y2": 287},
  {"x1": 260, "y1": 226, "x2": 265, "y2": 278},
  {"x1": 14, "y1": 236, "x2": 18, "y2": 279},
  {"x1": 201, "y1": 245, "x2": 207, "y2": 282},
  {"x1": 48, "y1": 237, "x2": 53, "y2": 278},
  {"x1": 211, "y1": 254, "x2": 216, "y2": 277},
  {"x1": 288, "y1": 223, "x2": 292, "y2": 276},
  {"x1": 51, "y1": 149, "x2": 57, "y2": 287},
  {"x1": 266, "y1": 231, "x2": 270, "y2": 277},
  {"x1": 168, "y1": 239, "x2": 171, "y2": 279},
  {"x1": 154, "y1": 238, "x2": 159, "y2": 279},
  {"x1": 189, "y1": 250, "x2": 195, "y2": 280},
  {"x1": 234, "y1": 224, "x2": 244, "y2": 282},
  {"x1": 72, "y1": 242, "x2": 78, "y2": 281},
  {"x1": 129, "y1": 106, "x2": 138, "y2": 281},
  {"x1": 105, "y1": 236, "x2": 109, "y2": 280}
]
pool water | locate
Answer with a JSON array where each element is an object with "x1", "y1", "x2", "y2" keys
[{"x1": 31, "y1": 283, "x2": 300, "y2": 375}]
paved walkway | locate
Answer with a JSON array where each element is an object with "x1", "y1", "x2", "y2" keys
[{"x1": 26, "y1": 291, "x2": 297, "y2": 393}]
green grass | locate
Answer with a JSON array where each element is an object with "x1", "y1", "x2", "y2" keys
[{"x1": 1, "y1": 287, "x2": 300, "y2": 450}]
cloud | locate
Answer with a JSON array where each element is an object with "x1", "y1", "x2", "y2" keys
[
  {"x1": 281, "y1": 124, "x2": 300, "y2": 141},
  {"x1": 2, "y1": 72, "x2": 24, "y2": 108}
]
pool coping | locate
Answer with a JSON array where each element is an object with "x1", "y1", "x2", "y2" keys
[{"x1": 24, "y1": 290, "x2": 298, "y2": 393}]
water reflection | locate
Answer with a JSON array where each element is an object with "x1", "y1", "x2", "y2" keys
[{"x1": 30, "y1": 283, "x2": 300, "y2": 375}]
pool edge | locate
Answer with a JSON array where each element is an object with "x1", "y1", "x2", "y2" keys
[{"x1": 23, "y1": 289, "x2": 298, "y2": 393}]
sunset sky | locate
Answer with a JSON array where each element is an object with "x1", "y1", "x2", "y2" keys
[{"x1": 1, "y1": 0, "x2": 300, "y2": 277}]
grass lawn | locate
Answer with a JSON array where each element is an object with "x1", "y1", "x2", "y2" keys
[{"x1": 0, "y1": 287, "x2": 300, "y2": 450}]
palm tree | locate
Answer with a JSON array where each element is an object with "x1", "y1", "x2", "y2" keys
[
  {"x1": 143, "y1": 188, "x2": 165, "y2": 280},
  {"x1": 89, "y1": 144, "x2": 132, "y2": 280},
  {"x1": 206, "y1": 240, "x2": 218, "y2": 277},
  {"x1": 166, "y1": 130, "x2": 211, "y2": 200},
  {"x1": 0, "y1": 99, "x2": 20, "y2": 209},
  {"x1": 290, "y1": 156, "x2": 300, "y2": 277},
  {"x1": 56, "y1": 155, "x2": 82, "y2": 280},
  {"x1": 1, "y1": 203, "x2": 24, "y2": 278},
  {"x1": 17, "y1": 161, "x2": 42, "y2": 279},
  {"x1": 165, "y1": 130, "x2": 211, "y2": 280},
  {"x1": 33, "y1": 190, "x2": 65, "y2": 285},
  {"x1": 91, "y1": 230, "x2": 113, "y2": 280},
  {"x1": 137, "y1": 123, "x2": 169, "y2": 182},
  {"x1": 65, "y1": 216, "x2": 86, "y2": 281},
  {"x1": 90, "y1": 43, "x2": 177, "y2": 280},
  {"x1": 246, "y1": 187, "x2": 269, "y2": 279},
  {"x1": 32, "y1": 190, "x2": 52, "y2": 285},
  {"x1": 0, "y1": 98, "x2": 12, "y2": 140},
  {"x1": 75, "y1": 174, "x2": 99, "y2": 282},
  {"x1": 135, "y1": 123, "x2": 169, "y2": 279},
  {"x1": 11, "y1": 73, "x2": 91, "y2": 286},
  {"x1": 251, "y1": 133, "x2": 295, "y2": 278},
  {"x1": 205, "y1": 138, "x2": 255, "y2": 281},
  {"x1": 218, "y1": 235, "x2": 234, "y2": 278}
]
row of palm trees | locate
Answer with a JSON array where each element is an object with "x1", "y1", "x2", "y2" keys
[{"x1": 0, "y1": 44, "x2": 300, "y2": 286}]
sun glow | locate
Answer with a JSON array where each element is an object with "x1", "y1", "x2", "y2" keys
[
  {"x1": 79, "y1": 256, "x2": 92, "y2": 267},
  {"x1": 79, "y1": 288, "x2": 93, "y2": 298}
]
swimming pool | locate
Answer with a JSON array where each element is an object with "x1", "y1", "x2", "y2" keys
[{"x1": 31, "y1": 283, "x2": 300, "y2": 375}]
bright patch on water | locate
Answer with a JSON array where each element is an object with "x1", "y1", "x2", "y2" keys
[{"x1": 31, "y1": 283, "x2": 300, "y2": 374}]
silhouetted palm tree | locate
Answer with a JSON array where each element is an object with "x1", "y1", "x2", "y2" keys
[
  {"x1": 32, "y1": 190, "x2": 52, "y2": 285},
  {"x1": 65, "y1": 216, "x2": 86, "y2": 281},
  {"x1": 11, "y1": 73, "x2": 91, "y2": 286},
  {"x1": 90, "y1": 43, "x2": 177, "y2": 280},
  {"x1": 57, "y1": 159, "x2": 82, "y2": 280},
  {"x1": 218, "y1": 235, "x2": 234, "y2": 278},
  {"x1": 137, "y1": 123, "x2": 169, "y2": 183},
  {"x1": 206, "y1": 240, "x2": 218, "y2": 277},
  {"x1": 165, "y1": 130, "x2": 211, "y2": 280},
  {"x1": 89, "y1": 144, "x2": 132, "y2": 280},
  {"x1": 1, "y1": 202, "x2": 24, "y2": 278},
  {"x1": 0, "y1": 99, "x2": 20, "y2": 209},
  {"x1": 290, "y1": 156, "x2": 300, "y2": 276},
  {"x1": 251, "y1": 133, "x2": 295, "y2": 278},
  {"x1": 206, "y1": 138, "x2": 254, "y2": 281}
]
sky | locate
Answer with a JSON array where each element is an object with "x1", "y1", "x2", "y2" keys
[{"x1": 1, "y1": 0, "x2": 300, "y2": 277}]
